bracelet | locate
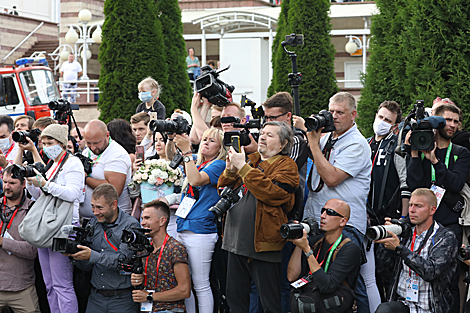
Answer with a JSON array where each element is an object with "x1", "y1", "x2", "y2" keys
[
  {"x1": 400, "y1": 215, "x2": 406, "y2": 219},
  {"x1": 36, "y1": 174, "x2": 43, "y2": 187}
]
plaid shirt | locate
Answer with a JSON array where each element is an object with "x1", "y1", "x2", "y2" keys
[{"x1": 397, "y1": 222, "x2": 439, "y2": 313}]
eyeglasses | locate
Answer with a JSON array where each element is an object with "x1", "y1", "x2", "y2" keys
[
  {"x1": 264, "y1": 111, "x2": 289, "y2": 121},
  {"x1": 321, "y1": 207, "x2": 344, "y2": 218}
]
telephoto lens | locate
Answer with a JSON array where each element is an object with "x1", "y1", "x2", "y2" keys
[
  {"x1": 280, "y1": 217, "x2": 319, "y2": 240},
  {"x1": 366, "y1": 219, "x2": 411, "y2": 241}
]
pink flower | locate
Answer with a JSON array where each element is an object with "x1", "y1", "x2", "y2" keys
[{"x1": 155, "y1": 177, "x2": 164, "y2": 185}]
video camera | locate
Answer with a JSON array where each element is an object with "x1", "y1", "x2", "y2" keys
[
  {"x1": 195, "y1": 65, "x2": 235, "y2": 107},
  {"x1": 52, "y1": 219, "x2": 93, "y2": 254},
  {"x1": 74, "y1": 153, "x2": 93, "y2": 175},
  {"x1": 366, "y1": 218, "x2": 411, "y2": 241},
  {"x1": 305, "y1": 110, "x2": 335, "y2": 133},
  {"x1": 241, "y1": 95, "x2": 264, "y2": 120},
  {"x1": 118, "y1": 228, "x2": 153, "y2": 275},
  {"x1": 209, "y1": 186, "x2": 241, "y2": 218},
  {"x1": 149, "y1": 115, "x2": 190, "y2": 135},
  {"x1": 280, "y1": 217, "x2": 320, "y2": 239},
  {"x1": 12, "y1": 128, "x2": 41, "y2": 145},
  {"x1": 11, "y1": 162, "x2": 47, "y2": 179}
]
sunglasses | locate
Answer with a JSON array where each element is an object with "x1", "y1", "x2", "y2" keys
[{"x1": 321, "y1": 207, "x2": 344, "y2": 218}]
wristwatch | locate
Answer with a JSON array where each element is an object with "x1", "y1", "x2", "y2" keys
[
  {"x1": 183, "y1": 156, "x2": 192, "y2": 163},
  {"x1": 395, "y1": 244, "x2": 404, "y2": 256},
  {"x1": 147, "y1": 291, "x2": 154, "y2": 302},
  {"x1": 304, "y1": 249, "x2": 314, "y2": 258}
]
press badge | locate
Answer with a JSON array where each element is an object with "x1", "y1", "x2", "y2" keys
[
  {"x1": 291, "y1": 275, "x2": 311, "y2": 289},
  {"x1": 430, "y1": 185, "x2": 446, "y2": 209},
  {"x1": 175, "y1": 197, "x2": 196, "y2": 218},
  {"x1": 3, "y1": 230, "x2": 13, "y2": 255},
  {"x1": 140, "y1": 290, "x2": 154, "y2": 312},
  {"x1": 405, "y1": 277, "x2": 419, "y2": 302}
]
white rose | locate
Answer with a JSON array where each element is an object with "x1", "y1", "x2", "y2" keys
[
  {"x1": 135, "y1": 173, "x2": 142, "y2": 181},
  {"x1": 150, "y1": 159, "x2": 159, "y2": 165},
  {"x1": 142, "y1": 173, "x2": 148, "y2": 180},
  {"x1": 151, "y1": 169, "x2": 160, "y2": 176},
  {"x1": 159, "y1": 171, "x2": 168, "y2": 179},
  {"x1": 174, "y1": 179, "x2": 182, "y2": 186},
  {"x1": 133, "y1": 175, "x2": 139, "y2": 181},
  {"x1": 145, "y1": 160, "x2": 152, "y2": 166},
  {"x1": 148, "y1": 176, "x2": 157, "y2": 185}
]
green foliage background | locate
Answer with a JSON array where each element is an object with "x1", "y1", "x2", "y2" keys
[
  {"x1": 268, "y1": 0, "x2": 338, "y2": 117},
  {"x1": 358, "y1": 0, "x2": 470, "y2": 138},
  {"x1": 98, "y1": 0, "x2": 189, "y2": 123}
]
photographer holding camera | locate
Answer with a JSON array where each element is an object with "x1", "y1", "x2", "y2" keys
[
  {"x1": 81, "y1": 120, "x2": 133, "y2": 217},
  {"x1": 374, "y1": 188, "x2": 458, "y2": 313},
  {"x1": 69, "y1": 184, "x2": 141, "y2": 313},
  {"x1": 287, "y1": 199, "x2": 361, "y2": 313},
  {"x1": 0, "y1": 115, "x2": 20, "y2": 169},
  {"x1": 406, "y1": 103, "x2": 470, "y2": 311},
  {"x1": 220, "y1": 102, "x2": 258, "y2": 154},
  {"x1": 130, "y1": 200, "x2": 191, "y2": 312},
  {"x1": 0, "y1": 166, "x2": 39, "y2": 312},
  {"x1": 218, "y1": 121, "x2": 299, "y2": 313}
]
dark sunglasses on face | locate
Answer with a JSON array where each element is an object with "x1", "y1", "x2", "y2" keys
[{"x1": 321, "y1": 207, "x2": 344, "y2": 218}]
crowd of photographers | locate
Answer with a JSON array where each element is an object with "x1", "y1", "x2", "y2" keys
[{"x1": 1, "y1": 73, "x2": 470, "y2": 313}]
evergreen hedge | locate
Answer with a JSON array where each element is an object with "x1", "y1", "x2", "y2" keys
[
  {"x1": 268, "y1": 0, "x2": 338, "y2": 117},
  {"x1": 358, "y1": 0, "x2": 470, "y2": 137},
  {"x1": 98, "y1": 0, "x2": 169, "y2": 123}
]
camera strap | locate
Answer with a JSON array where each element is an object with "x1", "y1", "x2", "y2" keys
[
  {"x1": 46, "y1": 152, "x2": 68, "y2": 181},
  {"x1": 3, "y1": 142, "x2": 15, "y2": 159},
  {"x1": 144, "y1": 233, "x2": 169, "y2": 288},
  {"x1": 308, "y1": 133, "x2": 337, "y2": 193},
  {"x1": 311, "y1": 234, "x2": 343, "y2": 274},
  {"x1": 187, "y1": 158, "x2": 215, "y2": 201},
  {"x1": 429, "y1": 143, "x2": 452, "y2": 183},
  {"x1": 409, "y1": 222, "x2": 435, "y2": 277}
]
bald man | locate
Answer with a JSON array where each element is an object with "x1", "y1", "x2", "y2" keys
[
  {"x1": 80, "y1": 120, "x2": 132, "y2": 217},
  {"x1": 287, "y1": 199, "x2": 361, "y2": 312}
]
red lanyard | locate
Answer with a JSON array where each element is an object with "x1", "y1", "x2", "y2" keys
[
  {"x1": 308, "y1": 241, "x2": 335, "y2": 275},
  {"x1": 3, "y1": 142, "x2": 15, "y2": 160},
  {"x1": 369, "y1": 139, "x2": 381, "y2": 174},
  {"x1": 0, "y1": 197, "x2": 19, "y2": 232},
  {"x1": 144, "y1": 234, "x2": 169, "y2": 288},
  {"x1": 104, "y1": 231, "x2": 118, "y2": 252},
  {"x1": 187, "y1": 158, "x2": 213, "y2": 197},
  {"x1": 409, "y1": 228, "x2": 430, "y2": 276},
  {"x1": 46, "y1": 152, "x2": 67, "y2": 180}
]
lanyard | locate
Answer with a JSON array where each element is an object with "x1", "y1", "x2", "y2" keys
[
  {"x1": 3, "y1": 142, "x2": 15, "y2": 159},
  {"x1": 88, "y1": 138, "x2": 112, "y2": 163},
  {"x1": 369, "y1": 138, "x2": 381, "y2": 174},
  {"x1": 311, "y1": 234, "x2": 342, "y2": 274},
  {"x1": 46, "y1": 152, "x2": 67, "y2": 180},
  {"x1": 431, "y1": 142, "x2": 452, "y2": 183},
  {"x1": 144, "y1": 234, "x2": 169, "y2": 288},
  {"x1": 104, "y1": 231, "x2": 118, "y2": 252},
  {"x1": 0, "y1": 197, "x2": 19, "y2": 233},
  {"x1": 408, "y1": 223, "x2": 434, "y2": 276},
  {"x1": 187, "y1": 158, "x2": 213, "y2": 197}
]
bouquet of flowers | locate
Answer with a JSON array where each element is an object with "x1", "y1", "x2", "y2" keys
[{"x1": 129, "y1": 159, "x2": 184, "y2": 188}]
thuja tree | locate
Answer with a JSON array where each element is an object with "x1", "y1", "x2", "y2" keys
[
  {"x1": 155, "y1": 0, "x2": 191, "y2": 114},
  {"x1": 98, "y1": 0, "x2": 169, "y2": 123},
  {"x1": 268, "y1": 0, "x2": 337, "y2": 117},
  {"x1": 357, "y1": 0, "x2": 411, "y2": 137},
  {"x1": 358, "y1": 0, "x2": 470, "y2": 136}
]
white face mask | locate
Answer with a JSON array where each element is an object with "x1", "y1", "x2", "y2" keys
[
  {"x1": 373, "y1": 118, "x2": 393, "y2": 136},
  {"x1": 43, "y1": 144, "x2": 63, "y2": 161},
  {"x1": 0, "y1": 137, "x2": 10, "y2": 152}
]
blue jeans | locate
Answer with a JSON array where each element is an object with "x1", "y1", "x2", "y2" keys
[{"x1": 342, "y1": 225, "x2": 370, "y2": 313}]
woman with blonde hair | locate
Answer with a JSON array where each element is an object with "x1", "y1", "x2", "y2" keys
[
  {"x1": 135, "y1": 76, "x2": 166, "y2": 119},
  {"x1": 173, "y1": 128, "x2": 227, "y2": 313}
]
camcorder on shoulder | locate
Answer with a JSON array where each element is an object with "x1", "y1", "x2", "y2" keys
[
  {"x1": 52, "y1": 219, "x2": 93, "y2": 254},
  {"x1": 12, "y1": 128, "x2": 41, "y2": 145},
  {"x1": 304, "y1": 110, "x2": 335, "y2": 133},
  {"x1": 11, "y1": 162, "x2": 47, "y2": 179},
  {"x1": 366, "y1": 218, "x2": 411, "y2": 241},
  {"x1": 280, "y1": 217, "x2": 320, "y2": 239},
  {"x1": 118, "y1": 228, "x2": 153, "y2": 276},
  {"x1": 195, "y1": 65, "x2": 235, "y2": 107},
  {"x1": 149, "y1": 115, "x2": 191, "y2": 135}
]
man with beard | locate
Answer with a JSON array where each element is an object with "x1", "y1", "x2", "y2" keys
[
  {"x1": 406, "y1": 103, "x2": 470, "y2": 311},
  {"x1": 0, "y1": 166, "x2": 39, "y2": 312}
]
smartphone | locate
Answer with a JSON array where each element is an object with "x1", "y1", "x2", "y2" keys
[
  {"x1": 136, "y1": 146, "x2": 145, "y2": 160},
  {"x1": 231, "y1": 136, "x2": 241, "y2": 153},
  {"x1": 149, "y1": 112, "x2": 158, "y2": 121}
]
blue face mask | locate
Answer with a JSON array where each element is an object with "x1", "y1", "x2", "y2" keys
[{"x1": 139, "y1": 91, "x2": 153, "y2": 103}]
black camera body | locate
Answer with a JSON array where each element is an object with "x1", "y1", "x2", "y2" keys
[
  {"x1": 209, "y1": 186, "x2": 241, "y2": 218},
  {"x1": 149, "y1": 115, "x2": 190, "y2": 134},
  {"x1": 366, "y1": 218, "x2": 412, "y2": 241},
  {"x1": 195, "y1": 65, "x2": 235, "y2": 107},
  {"x1": 12, "y1": 128, "x2": 41, "y2": 145},
  {"x1": 52, "y1": 220, "x2": 93, "y2": 254},
  {"x1": 305, "y1": 110, "x2": 335, "y2": 133},
  {"x1": 49, "y1": 99, "x2": 71, "y2": 112},
  {"x1": 118, "y1": 228, "x2": 153, "y2": 275},
  {"x1": 280, "y1": 217, "x2": 320, "y2": 239},
  {"x1": 233, "y1": 119, "x2": 262, "y2": 130},
  {"x1": 409, "y1": 117, "x2": 446, "y2": 151},
  {"x1": 74, "y1": 153, "x2": 93, "y2": 175},
  {"x1": 241, "y1": 95, "x2": 264, "y2": 120},
  {"x1": 223, "y1": 130, "x2": 251, "y2": 148},
  {"x1": 11, "y1": 162, "x2": 46, "y2": 179}
]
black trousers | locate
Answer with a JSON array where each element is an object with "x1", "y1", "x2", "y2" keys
[{"x1": 226, "y1": 252, "x2": 281, "y2": 313}]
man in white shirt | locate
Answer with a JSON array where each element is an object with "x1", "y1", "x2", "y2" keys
[
  {"x1": 81, "y1": 120, "x2": 132, "y2": 217},
  {"x1": 60, "y1": 53, "x2": 83, "y2": 103}
]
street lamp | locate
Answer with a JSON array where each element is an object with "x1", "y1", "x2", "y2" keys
[{"x1": 64, "y1": 9, "x2": 102, "y2": 80}]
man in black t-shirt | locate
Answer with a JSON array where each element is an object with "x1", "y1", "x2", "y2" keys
[{"x1": 287, "y1": 199, "x2": 361, "y2": 313}]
